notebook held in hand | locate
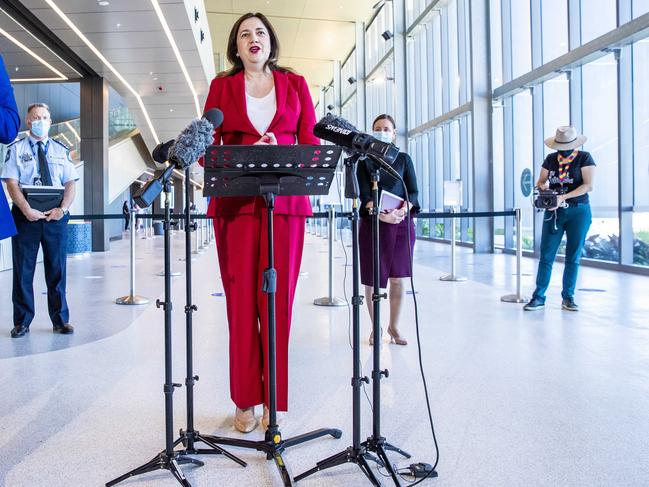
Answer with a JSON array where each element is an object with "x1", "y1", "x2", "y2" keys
[{"x1": 22, "y1": 185, "x2": 64, "y2": 212}]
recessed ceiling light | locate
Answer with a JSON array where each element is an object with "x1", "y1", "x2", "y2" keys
[
  {"x1": 98, "y1": 1, "x2": 110, "y2": 6},
  {"x1": 153, "y1": 77, "x2": 158, "y2": 80},
  {"x1": 169, "y1": 108, "x2": 174, "y2": 113},
  {"x1": 14, "y1": 66, "x2": 19, "y2": 71},
  {"x1": 116, "y1": 23, "x2": 121, "y2": 28},
  {"x1": 149, "y1": 71, "x2": 153, "y2": 75}
]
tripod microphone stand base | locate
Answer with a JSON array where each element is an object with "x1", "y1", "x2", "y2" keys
[
  {"x1": 200, "y1": 426, "x2": 342, "y2": 486},
  {"x1": 177, "y1": 429, "x2": 248, "y2": 466},
  {"x1": 294, "y1": 446, "x2": 383, "y2": 486},
  {"x1": 106, "y1": 451, "x2": 204, "y2": 487}
]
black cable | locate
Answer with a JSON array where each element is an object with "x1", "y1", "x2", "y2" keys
[{"x1": 373, "y1": 159, "x2": 440, "y2": 484}]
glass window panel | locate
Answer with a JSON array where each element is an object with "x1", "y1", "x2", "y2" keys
[
  {"x1": 511, "y1": 0, "x2": 532, "y2": 78},
  {"x1": 493, "y1": 104, "x2": 505, "y2": 247},
  {"x1": 581, "y1": 54, "x2": 619, "y2": 262},
  {"x1": 634, "y1": 0, "x2": 649, "y2": 17},
  {"x1": 633, "y1": 40, "x2": 649, "y2": 209},
  {"x1": 633, "y1": 40, "x2": 649, "y2": 266},
  {"x1": 513, "y1": 91, "x2": 534, "y2": 250},
  {"x1": 633, "y1": 213, "x2": 649, "y2": 266},
  {"x1": 407, "y1": 39, "x2": 416, "y2": 129},
  {"x1": 490, "y1": 0, "x2": 503, "y2": 87},
  {"x1": 448, "y1": 0, "x2": 460, "y2": 109},
  {"x1": 542, "y1": 75, "x2": 570, "y2": 157},
  {"x1": 580, "y1": 0, "x2": 617, "y2": 44},
  {"x1": 542, "y1": 0, "x2": 568, "y2": 62},
  {"x1": 435, "y1": 128, "x2": 445, "y2": 236},
  {"x1": 432, "y1": 14, "x2": 443, "y2": 118},
  {"x1": 450, "y1": 120, "x2": 461, "y2": 181}
]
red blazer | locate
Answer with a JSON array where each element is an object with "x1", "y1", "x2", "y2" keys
[{"x1": 202, "y1": 70, "x2": 319, "y2": 217}]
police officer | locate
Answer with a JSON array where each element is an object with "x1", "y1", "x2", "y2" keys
[{"x1": 1, "y1": 103, "x2": 79, "y2": 338}]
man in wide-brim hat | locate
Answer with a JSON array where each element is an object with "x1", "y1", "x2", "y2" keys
[{"x1": 524, "y1": 125, "x2": 596, "y2": 313}]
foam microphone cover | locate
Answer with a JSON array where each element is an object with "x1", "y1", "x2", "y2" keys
[
  {"x1": 203, "y1": 108, "x2": 224, "y2": 129},
  {"x1": 313, "y1": 113, "x2": 359, "y2": 155},
  {"x1": 169, "y1": 118, "x2": 216, "y2": 168}
]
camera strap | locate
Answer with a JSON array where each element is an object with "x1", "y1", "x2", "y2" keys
[{"x1": 558, "y1": 150, "x2": 578, "y2": 182}]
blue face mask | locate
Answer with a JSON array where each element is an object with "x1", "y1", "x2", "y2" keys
[
  {"x1": 30, "y1": 119, "x2": 51, "y2": 138},
  {"x1": 373, "y1": 131, "x2": 393, "y2": 144}
]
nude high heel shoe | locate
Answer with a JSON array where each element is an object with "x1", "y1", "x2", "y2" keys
[
  {"x1": 369, "y1": 328, "x2": 382, "y2": 346},
  {"x1": 387, "y1": 327, "x2": 408, "y2": 346},
  {"x1": 234, "y1": 406, "x2": 258, "y2": 433}
]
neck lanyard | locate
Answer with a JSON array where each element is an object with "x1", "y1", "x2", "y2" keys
[{"x1": 557, "y1": 150, "x2": 578, "y2": 183}]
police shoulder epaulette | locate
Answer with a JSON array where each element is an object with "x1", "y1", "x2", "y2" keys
[
  {"x1": 52, "y1": 138, "x2": 70, "y2": 151},
  {"x1": 6, "y1": 137, "x2": 25, "y2": 148}
]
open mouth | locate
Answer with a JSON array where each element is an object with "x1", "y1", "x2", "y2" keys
[{"x1": 249, "y1": 46, "x2": 261, "y2": 54}]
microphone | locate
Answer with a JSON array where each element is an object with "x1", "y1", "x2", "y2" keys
[
  {"x1": 151, "y1": 108, "x2": 224, "y2": 167},
  {"x1": 136, "y1": 109, "x2": 224, "y2": 208},
  {"x1": 313, "y1": 113, "x2": 400, "y2": 165}
]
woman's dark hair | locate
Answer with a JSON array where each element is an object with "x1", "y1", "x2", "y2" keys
[
  {"x1": 372, "y1": 114, "x2": 396, "y2": 130},
  {"x1": 218, "y1": 12, "x2": 293, "y2": 77}
]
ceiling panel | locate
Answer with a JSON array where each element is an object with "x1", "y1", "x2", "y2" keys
[
  {"x1": 208, "y1": 0, "x2": 308, "y2": 17},
  {"x1": 48, "y1": 29, "x2": 194, "y2": 51},
  {"x1": 291, "y1": 19, "x2": 355, "y2": 59},
  {"x1": 21, "y1": 0, "x2": 159, "y2": 14}
]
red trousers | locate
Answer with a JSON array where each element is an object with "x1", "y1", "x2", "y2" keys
[{"x1": 214, "y1": 211, "x2": 305, "y2": 411}]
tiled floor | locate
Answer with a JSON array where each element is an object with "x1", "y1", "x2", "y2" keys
[{"x1": 0, "y1": 228, "x2": 647, "y2": 487}]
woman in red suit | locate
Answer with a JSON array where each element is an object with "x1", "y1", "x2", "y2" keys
[{"x1": 202, "y1": 12, "x2": 318, "y2": 433}]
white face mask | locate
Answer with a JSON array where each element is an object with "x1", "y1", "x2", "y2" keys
[
  {"x1": 30, "y1": 119, "x2": 51, "y2": 138},
  {"x1": 373, "y1": 131, "x2": 393, "y2": 143}
]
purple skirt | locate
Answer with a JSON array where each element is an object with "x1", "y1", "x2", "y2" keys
[{"x1": 359, "y1": 217, "x2": 416, "y2": 288}]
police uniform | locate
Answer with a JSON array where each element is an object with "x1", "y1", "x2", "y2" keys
[{"x1": 1, "y1": 136, "x2": 79, "y2": 332}]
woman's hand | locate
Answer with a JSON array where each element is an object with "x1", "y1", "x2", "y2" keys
[
  {"x1": 254, "y1": 132, "x2": 277, "y2": 145},
  {"x1": 379, "y1": 209, "x2": 404, "y2": 224}
]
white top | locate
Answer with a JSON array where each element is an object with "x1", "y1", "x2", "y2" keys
[{"x1": 246, "y1": 86, "x2": 276, "y2": 135}]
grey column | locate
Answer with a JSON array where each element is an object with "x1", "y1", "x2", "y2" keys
[
  {"x1": 81, "y1": 76, "x2": 109, "y2": 252},
  {"x1": 470, "y1": 0, "x2": 494, "y2": 253},
  {"x1": 392, "y1": 0, "x2": 408, "y2": 150}
]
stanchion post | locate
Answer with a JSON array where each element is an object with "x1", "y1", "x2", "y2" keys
[
  {"x1": 501, "y1": 208, "x2": 529, "y2": 303},
  {"x1": 440, "y1": 207, "x2": 467, "y2": 282},
  {"x1": 314, "y1": 207, "x2": 346, "y2": 307},
  {"x1": 116, "y1": 209, "x2": 149, "y2": 305}
]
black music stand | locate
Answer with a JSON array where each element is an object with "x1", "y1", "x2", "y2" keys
[{"x1": 201, "y1": 144, "x2": 343, "y2": 486}]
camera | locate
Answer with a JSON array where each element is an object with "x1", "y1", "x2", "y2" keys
[{"x1": 534, "y1": 187, "x2": 566, "y2": 209}]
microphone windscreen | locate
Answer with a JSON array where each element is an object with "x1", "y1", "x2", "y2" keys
[
  {"x1": 169, "y1": 118, "x2": 215, "y2": 168},
  {"x1": 313, "y1": 113, "x2": 359, "y2": 155},
  {"x1": 203, "y1": 108, "x2": 224, "y2": 129},
  {"x1": 151, "y1": 139, "x2": 174, "y2": 164}
]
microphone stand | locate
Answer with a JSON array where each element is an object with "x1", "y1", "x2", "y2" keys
[
  {"x1": 107, "y1": 176, "x2": 204, "y2": 487},
  {"x1": 361, "y1": 161, "x2": 412, "y2": 487},
  {"x1": 295, "y1": 155, "x2": 382, "y2": 485},
  {"x1": 176, "y1": 166, "x2": 246, "y2": 466}
]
